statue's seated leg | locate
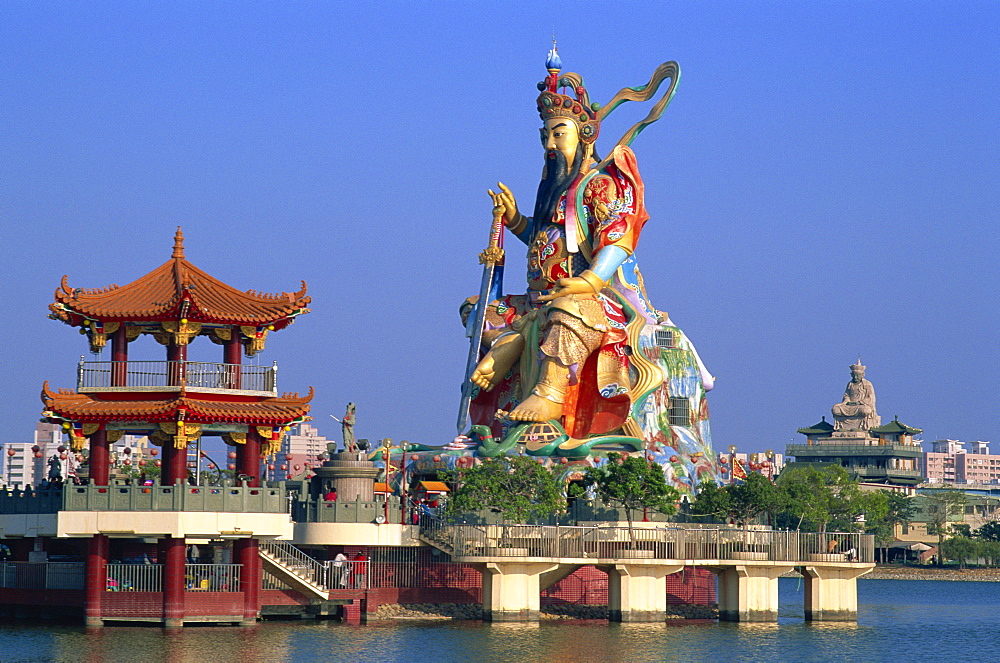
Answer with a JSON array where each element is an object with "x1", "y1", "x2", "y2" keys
[
  {"x1": 471, "y1": 331, "x2": 525, "y2": 391},
  {"x1": 509, "y1": 306, "x2": 604, "y2": 423}
]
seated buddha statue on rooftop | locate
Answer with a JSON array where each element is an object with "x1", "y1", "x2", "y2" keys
[{"x1": 831, "y1": 360, "x2": 881, "y2": 432}]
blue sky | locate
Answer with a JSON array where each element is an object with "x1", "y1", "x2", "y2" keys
[{"x1": 2, "y1": 2, "x2": 997, "y2": 454}]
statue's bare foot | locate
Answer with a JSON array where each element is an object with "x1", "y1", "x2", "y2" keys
[
  {"x1": 471, "y1": 333, "x2": 524, "y2": 391},
  {"x1": 509, "y1": 394, "x2": 564, "y2": 422}
]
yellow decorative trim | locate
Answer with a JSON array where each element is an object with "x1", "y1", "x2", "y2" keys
[
  {"x1": 103, "y1": 322, "x2": 121, "y2": 335},
  {"x1": 479, "y1": 246, "x2": 505, "y2": 265},
  {"x1": 214, "y1": 327, "x2": 232, "y2": 342},
  {"x1": 224, "y1": 432, "x2": 247, "y2": 446},
  {"x1": 578, "y1": 270, "x2": 607, "y2": 293},
  {"x1": 152, "y1": 330, "x2": 172, "y2": 346},
  {"x1": 106, "y1": 430, "x2": 124, "y2": 444},
  {"x1": 81, "y1": 423, "x2": 101, "y2": 436},
  {"x1": 159, "y1": 421, "x2": 201, "y2": 449},
  {"x1": 161, "y1": 320, "x2": 202, "y2": 346},
  {"x1": 125, "y1": 324, "x2": 142, "y2": 342},
  {"x1": 241, "y1": 326, "x2": 268, "y2": 357}
]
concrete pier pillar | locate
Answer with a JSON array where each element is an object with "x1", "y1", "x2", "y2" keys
[
  {"x1": 479, "y1": 561, "x2": 559, "y2": 622},
  {"x1": 601, "y1": 563, "x2": 683, "y2": 622},
  {"x1": 802, "y1": 565, "x2": 871, "y2": 621},
  {"x1": 84, "y1": 534, "x2": 108, "y2": 627},
  {"x1": 716, "y1": 565, "x2": 795, "y2": 622}
]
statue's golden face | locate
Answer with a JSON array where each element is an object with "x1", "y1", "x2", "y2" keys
[{"x1": 540, "y1": 117, "x2": 580, "y2": 172}]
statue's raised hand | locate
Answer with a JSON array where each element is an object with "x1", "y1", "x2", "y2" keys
[{"x1": 487, "y1": 182, "x2": 523, "y2": 230}]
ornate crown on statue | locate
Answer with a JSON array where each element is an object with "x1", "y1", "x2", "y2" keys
[{"x1": 536, "y1": 43, "x2": 601, "y2": 143}]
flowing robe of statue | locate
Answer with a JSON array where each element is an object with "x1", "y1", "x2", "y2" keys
[{"x1": 458, "y1": 51, "x2": 717, "y2": 492}]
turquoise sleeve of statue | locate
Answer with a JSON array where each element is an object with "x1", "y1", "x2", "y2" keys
[{"x1": 590, "y1": 245, "x2": 629, "y2": 282}]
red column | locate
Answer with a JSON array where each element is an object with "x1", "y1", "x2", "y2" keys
[
  {"x1": 167, "y1": 342, "x2": 187, "y2": 387},
  {"x1": 161, "y1": 442, "x2": 187, "y2": 486},
  {"x1": 224, "y1": 332, "x2": 242, "y2": 389},
  {"x1": 84, "y1": 534, "x2": 108, "y2": 627},
  {"x1": 89, "y1": 430, "x2": 109, "y2": 486},
  {"x1": 110, "y1": 326, "x2": 128, "y2": 387},
  {"x1": 161, "y1": 537, "x2": 185, "y2": 628},
  {"x1": 235, "y1": 538, "x2": 260, "y2": 626},
  {"x1": 237, "y1": 428, "x2": 262, "y2": 487}
]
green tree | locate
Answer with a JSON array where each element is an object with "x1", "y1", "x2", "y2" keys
[
  {"x1": 924, "y1": 489, "x2": 968, "y2": 566},
  {"x1": 777, "y1": 465, "x2": 877, "y2": 533},
  {"x1": 581, "y1": 453, "x2": 680, "y2": 548},
  {"x1": 445, "y1": 456, "x2": 565, "y2": 525},
  {"x1": 866, "y1": 490, "x2": 915, "y2": 562},
  {"x1": 691, "y1": 473, "x2": 786, "y2": 528},
  {"x1": 940, "y1": 535, "x2": 980, "y2": 569},
  {"x1": 974, "y1": 521, "x2": 1000, "y2": 542}
]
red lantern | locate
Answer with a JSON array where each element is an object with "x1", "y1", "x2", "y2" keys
[
  {"x1": 228, "y1": 451, "x2": 237, "y2": 460},
  {"x1": 228, "y1": 463, "x2": 236, "y2": 470},
  {"x1": 294, "y1": 465, "x2": 300, "y2": 471},
  {"x1": 60, "y1": 453, "x2": 67, "y2": 460},
  {"x1": 149, "y1": 448, "x2": 158, "y2": 457},
  {"x1": 57, "y1": 446, "x2": 66, "y2": 453},
  {"x1": 267, "y1": 464, "x2": 275, "y2": 471},
  {"x1": 280, "y1": 464, "x2": 287, "y2": 471},
  {"x1": 285, "y1": 454, "x2": 293, "y2": 461},
  {"x1": 208, "y1": 463, "x2": 216, "y2": 470},
  {"x1": 123, "y1": 458, "x2": 132, "y2": 466},
  {"x1": 719, "y1": 456, "x2": 729, "y2": 464},
  {"x1": 76, "y1": 454, "x2": 85, "y2": 463},
  {"x1": 31, "y1": 445, "x2": 40, "y2": 453},
  {"x1": 7, "y1": 448, "x2": 16, "y2": 457},
  {"x1": 316, "y1": 455, "x2": 325, "y2": 461},
  {"x1": 154, "y1": 460, "x2": 162, "y2": 467},
  {"x1": 138, "y1": 459, "x2": 147, "y2": 467},
  {"x1": 561, "y1": 457, "x2": 569, "y2": 464},
  {"x1": 669, "y1": 455, "x2": 679, "y2": 463},
  {"x1": 433, "y1": 455, "x2": 441, "y2": 462},
  {"x1": 286, "y1": 474, "x2": 293, "y2": 480},
  {"x1": 34, "y1": 451, "x2": 43, "y2": 458},
  {"x1": 123, "y1": 447, "x2": 132, "y2": 455}
]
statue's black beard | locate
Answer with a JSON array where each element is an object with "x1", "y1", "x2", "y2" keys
[{"x1": 532, "y1": 146, "x2": 584, "y2": 229}]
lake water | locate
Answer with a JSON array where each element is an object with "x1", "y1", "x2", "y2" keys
[{"x1": 1, "y1": 579, "x2": 997, "y2": 662}]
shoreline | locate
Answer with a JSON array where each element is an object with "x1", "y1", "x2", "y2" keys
[{"x1": 777, "y1": 565, "x2": 1000, "y2": 582}]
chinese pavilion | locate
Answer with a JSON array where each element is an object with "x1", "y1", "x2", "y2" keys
[{"x1": 39, "y1": 227, "x2": 313, "y2": 626}]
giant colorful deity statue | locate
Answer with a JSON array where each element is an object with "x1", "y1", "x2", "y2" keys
[{"x1": 450, "y1": 48, "x2": 717, "y2": 492}]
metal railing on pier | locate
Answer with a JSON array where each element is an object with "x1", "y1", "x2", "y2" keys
[
  {"x1": 420, "y1": 521, "x2": 874, "y2": 563},
  {"x1": 0, "y1": 562, "x2": 85, "y2": 589}
]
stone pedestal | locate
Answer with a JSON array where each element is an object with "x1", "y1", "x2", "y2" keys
[
  {"x1": 313, "y1": 452, "x2": 379, "y2": 501},
  {"x1": 716, "y1": 565, "x2": 795, "y2": 622},
  {"x1": 601, "y1": 563, "x2": 683, "y2": 622},
  {"x1": 802, "y1": 565, "x2": 870, "y2": 621}
]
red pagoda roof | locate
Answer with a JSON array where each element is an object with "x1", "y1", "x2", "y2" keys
[
  {"x1": 41, "y1": 382, "x2": 313, "y2": 425},
  {"x1": 50, "y1": 228, "x2": 310, "y2": 326}
]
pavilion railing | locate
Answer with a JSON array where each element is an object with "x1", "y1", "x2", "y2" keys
[
  {"x1": 420, "y1": 523, "x2": 875, "y2": 564},
  {"x1": 77, "y1": 360, "x2": 277, "y2": 394}
]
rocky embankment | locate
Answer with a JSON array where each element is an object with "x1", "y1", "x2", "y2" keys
[
  {"x1": 862, "y1": 566, "x2": 1000, "y2": 582},
  {"x1": 372, "y1": 603, "x2": 718, "y2": 621}
]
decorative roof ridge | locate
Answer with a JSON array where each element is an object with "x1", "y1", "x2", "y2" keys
[{"x1": 172, "y1": 227, "x2": 185, "y2": 259}]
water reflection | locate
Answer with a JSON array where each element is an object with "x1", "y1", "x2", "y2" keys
[{"x1": 4, "y1": 580, "x2": 1000, "y2": 662}]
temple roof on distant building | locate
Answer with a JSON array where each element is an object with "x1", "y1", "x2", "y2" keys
[
  {"x1": 870, "y1": 416, "x2": 922, "y2": 435},
  {"x1": 41, "y1": 382, "x2": 312, "y2": 425},
  {"x1": 797, "y1": 417, "x2": 836, "y2": 436},
  {"x1": 50, "y1": 228, "x2": 310, "y2": 327}
]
